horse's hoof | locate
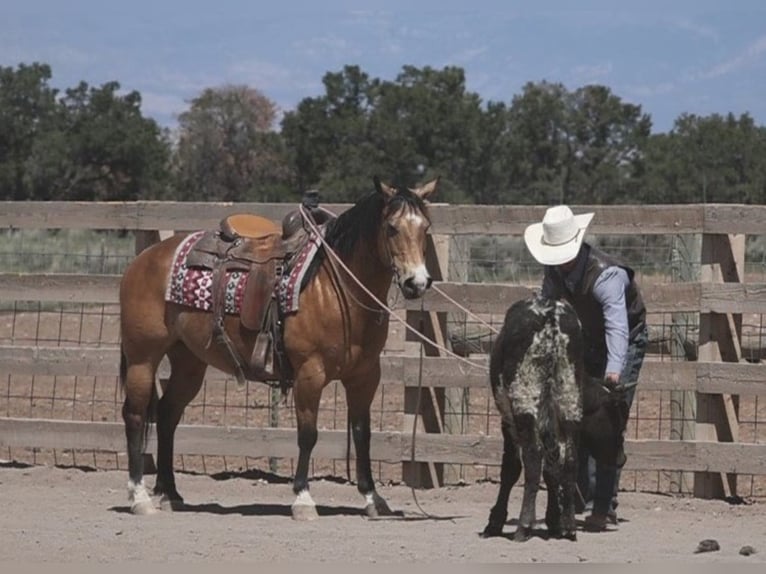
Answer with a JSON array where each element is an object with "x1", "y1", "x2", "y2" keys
[
  {"x1": 480, "y1": 523, "x2": 503, "y2": 538},
  {"x1": 364, "y1": 503, "x2": 376, "y2": 518},
  {"x1": 514, "y1": 527, "x2": 531, "y2": 542},
  {"x1": 292, "y1": 504, "x2": 319, "y2": 521},
  {"x1": 365, "y1": 492, "x2": 394, "y2": 518},
  {"x1": 159, "y1": 494, "x2": 185, "y2": 511},
  {"x1": 365, "y1": 501, "x2": 394, "y2": 518},
  {"x1": 561, "y1": 530, "x2": 577, "y2": 542},
  {"x1": 131, "y1": 500, "x2": 158, "y2": 515}
]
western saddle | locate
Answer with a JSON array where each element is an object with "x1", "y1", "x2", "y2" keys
[{"x1": 182, "y1": 191, "x2": 334, "y2": 391}]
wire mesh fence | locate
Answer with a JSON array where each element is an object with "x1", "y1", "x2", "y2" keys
[{"x1": 1, "y1": 228, "x2": 765, "y2": 498}]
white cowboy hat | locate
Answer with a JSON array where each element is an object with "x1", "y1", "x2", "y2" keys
[{"x1": 523, "y1": 205, "x2": 595, "y2": 266}]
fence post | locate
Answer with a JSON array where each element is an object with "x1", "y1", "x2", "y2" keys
[
  {"x1": 694, "y1": 230, "x2": 744, "y2": 499},
  {"x1": 669, "y1": 234, "x2": 700, "y2": 494},
  {"x1": 444, "y1": 235, "x2": 470, "y2": 484},
  {"x1": 402, "y1": 233, "x2": 451, "y2": 488}
]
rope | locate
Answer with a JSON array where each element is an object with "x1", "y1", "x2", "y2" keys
[
  {"x1": 298, "y1": 205, "x2": 489, "y2": 372},
  {"x1": 430, "y1": 283, "x2": 501, "y2": 336},
  {"x1": 298, "y1": 205, "x2": 467, "y2": 521},
  {"x1": 405, "y1": 308, "x2": 451, "y2": 520}
]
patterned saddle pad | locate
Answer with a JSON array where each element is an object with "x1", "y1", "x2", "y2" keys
[
  {"x1": 165, "y1": 231, "x2": 248, "y2": 315},
  {"x1": 164, "y1": 228, "x2": 325, "y2": 316}
]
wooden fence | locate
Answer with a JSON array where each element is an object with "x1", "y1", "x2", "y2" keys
[{"x1": 1, "y1": 201, "x2": 766, "y2": 499}]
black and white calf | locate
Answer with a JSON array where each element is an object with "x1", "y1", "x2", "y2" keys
[{"x1": 481, "y1": 294, "x2": 632, "y2": 542}]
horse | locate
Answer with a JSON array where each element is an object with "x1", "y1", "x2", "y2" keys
[{"x1": 118, "y1": 176, "x2": 438, "y2": 520}]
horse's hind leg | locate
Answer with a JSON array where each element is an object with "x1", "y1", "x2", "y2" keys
[
  {"x1": 344, "y1": 367, "x2": 392, "y2": 518},
  {"x1": 121, "y1": 351, "x2": 162, "y2": 515},
  {"x1": 154, "y1": 343, "x2": 207, "y2": 510}
]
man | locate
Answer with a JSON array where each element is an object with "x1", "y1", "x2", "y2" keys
[{"x1": 523, "y1": 205, "x2": 648, "y2": 531}]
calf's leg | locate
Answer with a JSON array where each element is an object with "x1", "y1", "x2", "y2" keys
[
  {"x1": 560, "y1": 428, "x2": 579, "y2": 539},
  {"x1": 515, "y1": 414, "x2": 541, "y2": 542},
  {"x1": 482, "y1": 421, "x2": 521, "y2": 537}
]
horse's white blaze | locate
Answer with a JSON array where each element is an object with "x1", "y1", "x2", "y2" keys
[
  {"x1": 293, "y1": 489, "x2": 316, "y2": 507},
  {"x1": 403, "y1": 212, "x2": 425, "y2": 225}
]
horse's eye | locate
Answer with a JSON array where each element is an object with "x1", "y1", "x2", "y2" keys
[{"x1": 387, "y1": 223, "x2": 398, "y2": 237}]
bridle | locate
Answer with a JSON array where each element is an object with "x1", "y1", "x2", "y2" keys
[
  {"x1": 380, "y1": 212, "x2": 403, "y2": 288},
  {"x1": 299, "y1": 204, "x2": 394, "y2": 318}
]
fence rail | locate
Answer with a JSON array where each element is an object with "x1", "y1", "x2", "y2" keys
[
  {"x1": 2, "y1": 201, "x2": 765, "y2": 234},
  {"x1": 1, "y1": 345, "x2": 765, "y2": 395},
  {"x1": 2, "y1": 417, "x2": 766, "y2": 474},
  {"x1": 2, "y1": 201, "x2": 765, "y2": 499},
  {"x1": 3, "y1": 274, "x2": 766, "y2": 315}
]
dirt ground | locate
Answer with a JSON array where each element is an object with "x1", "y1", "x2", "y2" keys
[{"x1": 0, "y1": 463, "x2": 763, "y2": 564}]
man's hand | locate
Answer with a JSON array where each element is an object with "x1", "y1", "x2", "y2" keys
[{"x1": 605, "y1": 372, "x2": 620, "y2": 384}]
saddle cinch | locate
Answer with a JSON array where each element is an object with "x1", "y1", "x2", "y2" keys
[{"x1": 183, "y1": 200, "x2": 334, "y2": 390}]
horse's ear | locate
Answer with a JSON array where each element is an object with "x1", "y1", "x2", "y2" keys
[
  {"x1": 373, "y1": 175, "x2": 397, "y2": 200},
  {"x1": 411, "y1": 176, "x2": 439, "y2": 201}
]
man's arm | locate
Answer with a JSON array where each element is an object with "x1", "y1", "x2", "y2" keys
[{"x1": 592, "y1": 266, "x2": 631, "y2": 382}]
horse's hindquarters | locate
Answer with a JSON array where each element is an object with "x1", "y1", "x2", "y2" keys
[{"x1": 120, "y1": 235, "x2": 187, "y2": 358}]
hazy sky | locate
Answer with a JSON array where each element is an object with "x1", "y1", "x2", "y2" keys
[{"x1": 3, "y1": 0, "x2": 765, "y2": 132}]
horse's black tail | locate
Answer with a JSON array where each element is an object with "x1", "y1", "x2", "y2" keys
[
  {"x1": 119, "y1": 343, "x2": 128, "y2": 390},
  {"x1": 346, "y1": 417, "x2": 352, "y2": 484}
]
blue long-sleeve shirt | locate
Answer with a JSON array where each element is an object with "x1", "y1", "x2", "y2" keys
[
  {"x1": 542, "y1": 264, "x2": 631, "y2": 376},
  {"x1": 591, "y1": 266, "x2": 630, "y2": 375}
]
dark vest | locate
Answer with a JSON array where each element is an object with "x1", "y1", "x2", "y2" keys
[{"x1": 546, "y1": 244, "x2": 646, "y2": 377}]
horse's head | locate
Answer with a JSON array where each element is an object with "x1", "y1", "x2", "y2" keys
[{"x1": 373, "y1": 175, "x2": 439, "y2": 299}]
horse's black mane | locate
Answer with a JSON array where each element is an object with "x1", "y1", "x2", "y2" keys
[{"x1": 301, "y1": 185, "x2": 428, "y2": 287}]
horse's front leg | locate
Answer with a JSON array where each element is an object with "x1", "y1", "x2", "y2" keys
[
  {"x1": 344, "y1": 365, "x2": 392, "y2": 518},
  {"x1": 291, "y1": 359, "x2": 326, "y2": 521}
]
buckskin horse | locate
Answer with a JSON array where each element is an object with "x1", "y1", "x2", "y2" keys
[{"x1": 119, "y1": 176, "x2": 438, "y2": 520}]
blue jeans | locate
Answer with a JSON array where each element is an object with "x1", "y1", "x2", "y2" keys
[{"x1": 578, "y1": 325, "x2": 648, "y2": 516}]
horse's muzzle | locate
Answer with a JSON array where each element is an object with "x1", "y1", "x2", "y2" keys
[{"x1": 400, "y1": 274, "x2": 432, "y2": 299}]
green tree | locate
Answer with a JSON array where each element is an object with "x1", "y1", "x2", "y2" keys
[
  {"x1": 565, "y1": 85, "x2": 651, "y2": 204},
  {"x1": 505, "y1": 81, "x2": 651, "y2": 205},
  {"x1": 642, "y1": 113, "x2": 766, "y2": 204},
  {"x1": 0, "y1": 63, "x2": 59, "y2": 199},
  {"x1": 370, "y1": 66, "x2": 484, "y2": 203},
  {"x1": 505, "y1": 81, "x2": 570, "y2": 204},
  {"x1": 50, "y1": 81, "x2": 169, "y2": 201},
  {"x1": 1, "y1": 63, "x2": 170, "y2": 201},
  {"x1": 281, "y1": 65, "x2": 381, "y2": 201},
  {"x1": 282, "y1": 65, "x2": 487, "y2": 203},
  {"x1": 470, "y1": 100, "x2": 514, "y2": 204},
  {"x1": 174, "y1": 84, "x2": 292, "y2": 201}
]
